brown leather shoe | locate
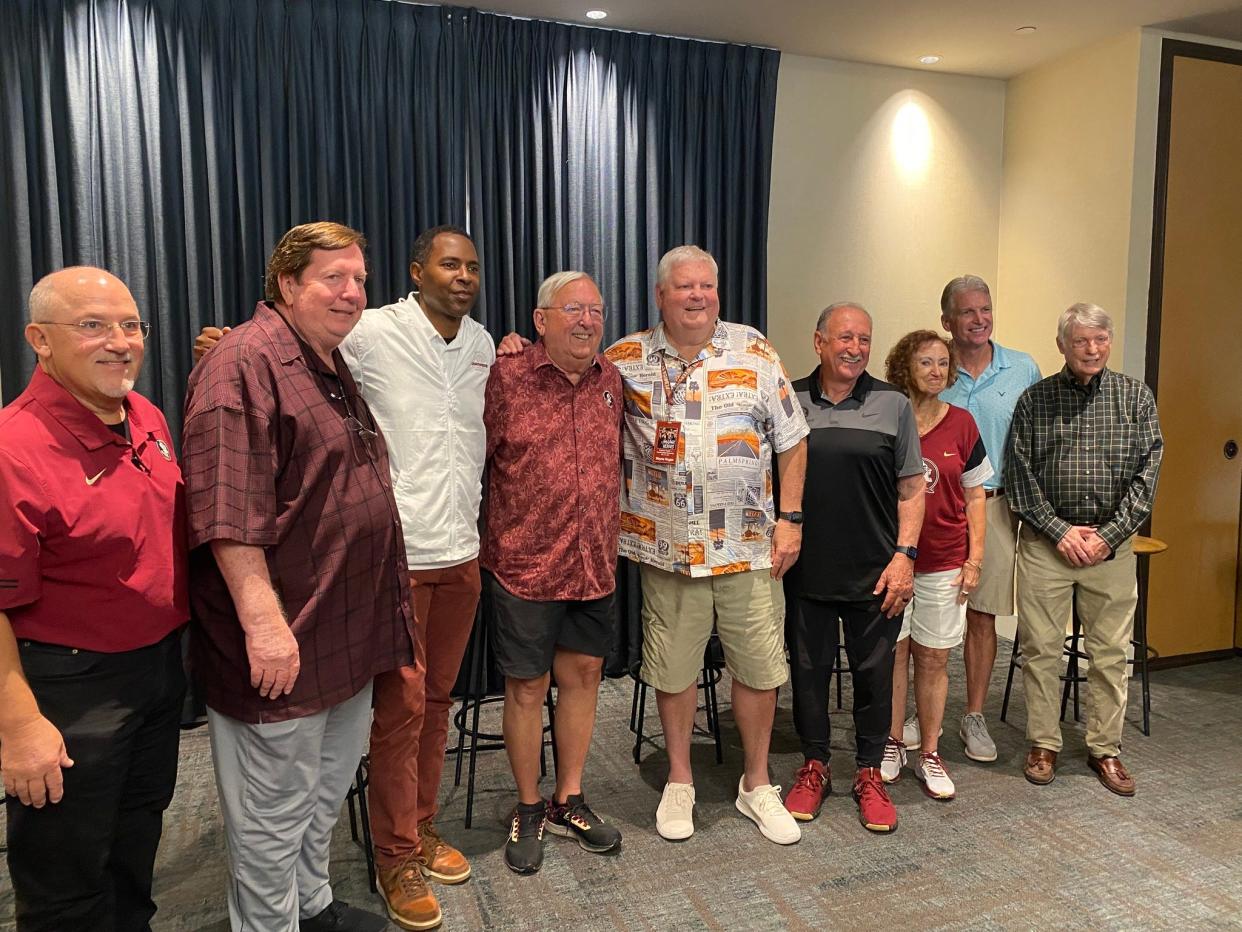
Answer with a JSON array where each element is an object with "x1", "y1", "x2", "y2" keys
[
  {"x1": 376, "y1": 857, "x2": 442, "y2": 930},
  {"x1": 414, "y1": 821, "x2": 471, "y2": 884},
  {"x1": 1088, "y1": 755, "x2": 1136, "y2": 797},
  {"x1": 1023, "y1": 746, "x2": 1058, "y2": 785}
]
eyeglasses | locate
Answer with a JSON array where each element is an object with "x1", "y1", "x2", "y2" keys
[
  {"x1": 544, "y1": 303, "x2": 606, "y2": 322},
  {"x1": 41, "y1": 319, "x2": 151, "y2": 340},
  {"x1": 316, "y1": 369, "x2": 379, "y2": 465}
]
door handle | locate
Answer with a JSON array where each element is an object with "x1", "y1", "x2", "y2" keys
[{"x1": 1225, "y1": 439, "x2": 1238, "y2": 460}]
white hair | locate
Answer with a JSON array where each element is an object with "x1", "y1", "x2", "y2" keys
[
  {"x1": 536, "y1": 271, "x2": 592, "y2": 308},
  {"x1": 940, "y1": 275, "x2": 992, "y2": 317},
  {"x1": 816, "y1": 301, "x2": 871, "y2": 333},
  {"x1": 1058, "y1": 302, "x2": 1114, "y2": 345},
  {"x1": 656, "y1": 245, "x2": 717, "y2": 286}
]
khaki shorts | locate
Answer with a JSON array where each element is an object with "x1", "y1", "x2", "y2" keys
[
  {"x1": 639, "y1": 564, "x2": 788, "y2": 693},
  {"x1": 969, "y1": 493, "x2": 1019, "y2": 616}
]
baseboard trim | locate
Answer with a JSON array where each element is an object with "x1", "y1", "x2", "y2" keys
[{"x1": 1148, "y1": 649, "x2": 1238, "y2": 671}]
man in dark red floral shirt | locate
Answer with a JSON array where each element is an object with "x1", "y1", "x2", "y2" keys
[{"x1": 481, "y1": 271, "x2": 623, "y2": 876}]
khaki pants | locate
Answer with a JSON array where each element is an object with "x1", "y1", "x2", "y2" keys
[{"x1": 1015, "y1": 527, "x2": 1136, "y2": 758}]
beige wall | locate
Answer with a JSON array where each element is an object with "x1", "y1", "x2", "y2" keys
[
  {"x1": 996, "y1": 31, "x2": 1146, "y2": 376},
  {"x1": 766, "y1": 54, "x2": 1005, "y2": 378}
]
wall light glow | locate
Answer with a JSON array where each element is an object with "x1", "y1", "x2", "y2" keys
[
  {"x1": 891, "y1": 100, "x2": 932, "y2": 178},
  {"x1": 585, "y1": 9, "x2": 608, "y2": 19}
]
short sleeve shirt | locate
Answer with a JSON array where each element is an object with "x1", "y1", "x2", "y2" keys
[
  {"x1": 605, "y1": 320, "x2": 809, "y2": 577},
  {"x1": 914, "y1": 404, "x2": 992, "y2": 573},
  {"x1": 0, "y1": 369, "x2": 188, "y2": 652},
  {"x1": 939, "y1": 341, "x2": 1041, "y2": 490},
  {"x1": 480, "y1": 341, "x2": 623, "y2": 601},
  {"x1": 787, "y1": 369, "x2": 924, "y2": 602},
  {"x1": 182, "y1": 301, "x2": 414, "y2": 724}
]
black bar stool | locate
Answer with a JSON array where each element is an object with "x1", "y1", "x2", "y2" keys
[
  {"x1": 450, "y1": 606, "x2": 556, "y2": 828},
  {"x1": 630, "y1": 632, "x2": 726, "y2": 764},
  {"x1": 344, "y1": 756, "x2": 376, "y2": 892},
  {"x1": 1000, "y1": 535, "x2": 1165, "y2": 736}
]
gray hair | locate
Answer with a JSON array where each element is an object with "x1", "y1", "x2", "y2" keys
[
  {"x1": 536, "y1": 270, "x2": 593, "y2": 308},
  {"x1": 940, "y1": 275, "x2": 992, "y2": 317},
  {"x1": 656, "y1": 245, "x2": 718, "y2": 286},
  {"x1": 28, "y1": 266, "x2": 112, "y2": 323},
  {"x1": 1058, "y1": 302, "x2": 1114, "y2": 346},
  {"x1": 816, "y1": 301, "x2": 872, "y2": 333}
]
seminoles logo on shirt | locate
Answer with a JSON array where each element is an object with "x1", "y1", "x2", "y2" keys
[{"x1": 921, "y1": 457, "x2": 940, "y2": 494}]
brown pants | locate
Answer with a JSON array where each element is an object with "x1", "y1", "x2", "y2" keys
[
  {"x1": 1016, "y1": 529, "x2": 1136, "y2": 758},
  {"x1": 368, "y1": 559, "x2": 481, "y2": 868}
]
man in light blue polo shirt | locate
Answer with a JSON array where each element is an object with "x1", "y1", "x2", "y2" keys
[{"x1": 928, "y1": 275, "x2": 1041, "y2": 763}]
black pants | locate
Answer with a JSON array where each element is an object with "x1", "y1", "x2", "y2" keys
[
  {"x1": 6, "y1": 629, "x2": 186, "y2": 932},
  {"x1": 786, "y1": 595, "x2": 900, "y2": 768}
]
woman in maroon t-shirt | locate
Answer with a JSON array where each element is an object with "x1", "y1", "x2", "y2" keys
[{"x1": 879, "y1": 330, "x2": 992, "y2": 801}]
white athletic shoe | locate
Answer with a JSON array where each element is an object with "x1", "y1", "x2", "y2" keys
[
  {"x1": 902, "y1": 714, "x2": 942, "y2": 751},
  {"x1": 915, "y1": 751, "x2": 956, "y2": 800},
  {"x1": 880, "y1": 737, "x2": 907, "y2": 784},
  {"x1": 735, "y1": 776, "x2": 801, "y2": 845},
  {"x1": 656, "y1": 782, "x2": 695, "y2": 840}
]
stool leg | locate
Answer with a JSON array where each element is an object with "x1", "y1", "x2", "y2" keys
[
  {"x1": 703, "y1": 662, "x2": 723, "y2": 765},
  {"x1": 453, "y1": 697, "x2": 467, "y2": 787},
  {"x1": 1136, "y1": 554, "x2": 1152, "y2": 736},
  {"x1": 835, "y1": 643, "x2": 844, "y2": 710},
  {"x1": 1000, "y1": 632, "x2": 1020, "y2": 723},
  {"x1": 630, "y1": 675, "x2": 641, "y2": 734},
  {"x1": 1072, "y1": 610, "x2": 1082, "y2": 723},
  {"x1": 633, "y1": 680, "x2": 647, "y2": 764},
  {"x1": 356, "y1": 761, "x2": 376, "y2": 893},
  {"x1": 546, "y1": 687, "x2": 559, "y2": 777}
]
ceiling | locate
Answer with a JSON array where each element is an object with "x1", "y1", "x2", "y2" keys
[{"x1": 464, "y1": 0, "x2": 1242, "y2": 78}]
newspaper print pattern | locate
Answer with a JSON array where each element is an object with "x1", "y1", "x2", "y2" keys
[{"x1": 606, "y1": 320, "x2": 810, "y2": 577}]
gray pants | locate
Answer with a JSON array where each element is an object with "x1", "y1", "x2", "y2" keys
[{"x1": 207, "y1": 682, "x2": 374, "y2": 932}]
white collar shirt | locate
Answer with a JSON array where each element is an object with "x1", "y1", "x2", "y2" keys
[{"x1": 340, "y1": 293, "x2": 495, "y2": 569}]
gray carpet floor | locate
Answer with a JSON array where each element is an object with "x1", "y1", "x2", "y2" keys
[{"x1": 3, "y1": 647, "x2": 1241, "y2": 931}]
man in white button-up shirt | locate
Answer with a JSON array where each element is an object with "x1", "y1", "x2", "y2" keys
[
  {"x1": 193, "y1": 225, "x2": 494, "y2": 929},
  {"x1": 348, "y1": 227, "x2": 493, "y2": 927}
]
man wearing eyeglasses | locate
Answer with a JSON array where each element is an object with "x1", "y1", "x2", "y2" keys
[
  {"x1": 1006, "y1": 303, "x2": 1163, "y2": 796},
  {"x1": 0, "y1": 268, "x2": 188, "y2": 930},
  {"x1": 482, "y1": 271, "x2": 624, "y2": 875},
  {"x1": 182, "y1": 222, "x2": 413, "y2": 932}
]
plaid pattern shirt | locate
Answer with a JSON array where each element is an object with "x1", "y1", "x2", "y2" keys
[
  {"x1": 1005, "y1": 366, "x2": 1163, "y2": 551},
  {"x1": 183, "y1": 302, "x2": 414, "y2": 723}
]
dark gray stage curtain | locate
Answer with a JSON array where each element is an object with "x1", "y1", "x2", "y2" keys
[
  {"x1": 463, "y1": 11, "x2": 781, "y2": 675},
  {"x1": 0, "y1": 0, "x2": 468, "y2": 420}
]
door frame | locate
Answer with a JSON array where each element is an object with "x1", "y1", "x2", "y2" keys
[{"x1": 1146, "y1": 38, "x2": 1242, "y2": 660}]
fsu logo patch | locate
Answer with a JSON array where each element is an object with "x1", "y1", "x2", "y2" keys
[{"x1": 603, "y1": 390, "x2": 615, "y2": 408}]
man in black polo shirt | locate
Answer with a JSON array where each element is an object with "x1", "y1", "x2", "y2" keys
[{"x1": 782, "y1": 302, "x2": 925, "y2": 834}]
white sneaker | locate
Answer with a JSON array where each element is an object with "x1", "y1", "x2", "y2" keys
[
  {"x1": 914, "y1": 751, "x2": 956, "y2": 800},
  {"x1": 880, "y1": 737, "x2": 907, "y2": 784},
  {"x1": 656, "y1": 782, "x2": 695, "y2": 840},
  {"x1": 902, "y1": 714, "x2": 942, "y2": 751},
  {"x1": 735, "y1": 776, "x2": 801, "y2": 845}
]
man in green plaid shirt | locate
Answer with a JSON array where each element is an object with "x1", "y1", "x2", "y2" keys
[{"x1": 1005, "y1": 303, "x2": 1163, "y2": 797}]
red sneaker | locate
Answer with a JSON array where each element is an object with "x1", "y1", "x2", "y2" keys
[
  {"x1": 784, "y1": 759, "x2": 831, "y2": 821},
  {"x1": 852, "y1": 766, "x2": 898, "y2": 833}
]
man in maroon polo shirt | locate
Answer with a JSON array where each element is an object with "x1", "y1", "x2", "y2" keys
[
  {"x1": 482, "y1": 271, "x2": 623, "y2": 876},
  {"x1": 0, "y1": 267, "x2": 188, "y2": 930},
  {"x1": 182, "y1": 222, "x2": 413, "y2": 932}
]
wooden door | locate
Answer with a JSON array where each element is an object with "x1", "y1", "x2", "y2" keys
[{"x1": 1148, "y1": 54, "x2": 1242, "y2": 659}]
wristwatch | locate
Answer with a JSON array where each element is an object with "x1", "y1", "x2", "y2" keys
[
  {"x1": 895, "y1": 545, "x2": 918, "y2": 560},
  {"x1": 778, "y1": 511, "x2": 804, "y2": 524}
]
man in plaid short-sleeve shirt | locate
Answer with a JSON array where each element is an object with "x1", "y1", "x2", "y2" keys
[{"x1": 183, "y1": 223, "x2": 413, "y2": 932}]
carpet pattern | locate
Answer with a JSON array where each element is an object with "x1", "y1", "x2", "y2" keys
[{"x1": 3, "y1": 648, "x2": 1241, "y2": 931}]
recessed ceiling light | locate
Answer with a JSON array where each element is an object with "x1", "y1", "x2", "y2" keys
[
  {"x1": 585, "y1": 9, "x2": 607, "y2": 19},
  {"x1": 919, "y1": 55, "x2": 942, "y2": 65},
  {"x1": 1015, "y1": 25, "x2": 1036, "y2": 34}
]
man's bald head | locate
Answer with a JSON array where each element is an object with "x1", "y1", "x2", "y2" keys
[{"x1": 28, "y1": 267, "x2": 137, "y2": 324}]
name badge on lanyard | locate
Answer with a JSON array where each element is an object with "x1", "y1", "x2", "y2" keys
[{"x1": 654, "y1": 354, "x2": 703, "y2": 466}]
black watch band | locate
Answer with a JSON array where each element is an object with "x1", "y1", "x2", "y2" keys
[
  {"x1": 778, "y1": 511, "x2": 804, "y2": 524},
  {"x1": 895, "y1": 545, "x2": 918, "y2": 560}
]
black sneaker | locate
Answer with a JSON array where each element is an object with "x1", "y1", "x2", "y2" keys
[
  {"x1": 504, "y1": 801, "x2": 546, "y2": 875},
  {"x1": 545, "y1": 793, "x2": 622, "y2": 853},
  {"x1": 299, "y1": 898, "x2": 392, "y2": 931}
]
